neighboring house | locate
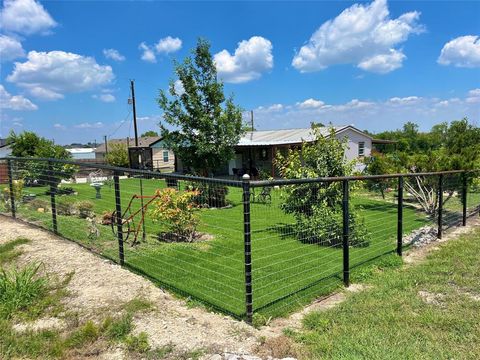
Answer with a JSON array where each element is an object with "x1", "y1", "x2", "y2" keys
[
  {"x1": 95, "y1": 136, "x2": 175, "y2": 172},
  {"x1": 176, "y1": 125, "x2": 376, "y2": 177}
]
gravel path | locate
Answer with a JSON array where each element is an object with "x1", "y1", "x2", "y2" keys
[{"x1": 0, "y1": 215, "x2": 265, "y2": 358}]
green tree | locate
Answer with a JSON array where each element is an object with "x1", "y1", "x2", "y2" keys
[
  {"x1": 140, "y1": 131, "x2": 159, "y2": 137},
  {"x1": 7, "y1": 131, "x2": 75, "y2": 186},
  {"x1": 158, "y1": 38, "x2": 243, "y2": 176},
  {"x1": 276, "y1": 126, "x2": 369, "y2": 247},
  {"x1": 105, "y1": 143, "x2": 129, "y2": 168}
]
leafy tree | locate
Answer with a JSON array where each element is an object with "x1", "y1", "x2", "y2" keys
[
  {"x1": 367, "y1": 118, "x2": 480, "y2": 215},
  {"x1": 158, "y1": 38, "x2": 243, "y2": 176},
  {"x1": 276, "y1": 126, "x2": 369, "y2": 247},
  {"x1": 140, "y1": 131, "x2": 159, "y2": 137},
  {"x1": 105, "y1": 143, "x2": 129, "y2": 168},
  {"x1": 7, "y1": 131, "x2": 75, "y2": 186}
]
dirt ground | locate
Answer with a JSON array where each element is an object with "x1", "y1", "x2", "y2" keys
[{"x1": 1, "y1": 214, "x2": 478, "y2": 359}]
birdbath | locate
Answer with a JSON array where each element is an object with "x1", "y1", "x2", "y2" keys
[{"x1": 90, "y1": 182, "x2": 104, "y2": 199}]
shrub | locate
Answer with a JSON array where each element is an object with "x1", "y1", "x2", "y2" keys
[
  {"x1": 295, "y1": 204, "x2": 369, "y2": 247},
  {"x1": 56, "y1": 197, "x2": 77, "y2": 216},
  {"x1": 101, "y1": 211, "x2": 114, "y2": 225},
  {"x1": 149, "y1": 188, "x2": 199, "y2": 242},
  {"x1": 28, "y1": 198, "x2": 50, "y2": 212},
  {"x1": 184, "y1": 181, "x2": 229, "y2": 208},
  {"x1": 75, "y1": 200, "x2": 94, "y2": 218},
  {"x1": 0, "y1": 263, "x2": 47, "y2": 319},
  {"x1": 45, "y1": 186, "x2": 75, "y2": 196},
  {"x1": 125, "y1": 332, "x2": 150, "y2": 353},
  {"x1": 2, "y1": 180, "x2": 24, "y2": 210}
]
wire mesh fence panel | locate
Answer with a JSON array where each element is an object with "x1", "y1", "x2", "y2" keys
[
  {"x1": 442, "y1": 173, "x2": 464, "y2": 230},
  {"x1": 349, "y1": 178, "x2": 399, "y2": 269},
  {"x1": 116, "y1": 172, "x2": 246, "y2": 318},
  {"x1": 467, "y1": 171, "x2": 480, "y2": 216},
  {"x1": 250, "y1": 180, "x2": 346, "y2": 318}
]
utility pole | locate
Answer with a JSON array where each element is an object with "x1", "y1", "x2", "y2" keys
[
  {"x1": 104, "y1": 135, "x2": 108, "y2": 156},
  {"x1": 130, "y1": 80, "x2": 146, "y2": 241},
  {"x1": 130, "y1": 80, "x2": 139, "y2": 147},
  {"x1": 250, "y1": 110, "x2": 254, "y2": 132}
]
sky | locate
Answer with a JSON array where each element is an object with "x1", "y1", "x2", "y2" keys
[{"x1": 0, "y1": 0, "x2": 479, "y2": 145}]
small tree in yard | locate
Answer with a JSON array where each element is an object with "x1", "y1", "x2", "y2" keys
[
  {"x1": 276, "y1": 126, "x2": 369, "y2": 247},
  {"x1": 158, "y1": 38, "x2": 243, "y2": 176},
  {"x1": 105, "y1": 143, "x2": 129, "y2": 168}
]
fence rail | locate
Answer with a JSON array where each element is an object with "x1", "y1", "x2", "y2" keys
[{"x1": 1, "y1": 156, "x2": 479, "y2": 324}]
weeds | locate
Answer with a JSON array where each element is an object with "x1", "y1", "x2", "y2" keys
[{"x1": 0, "y1": 263, "x2": 47, "y2": 320}]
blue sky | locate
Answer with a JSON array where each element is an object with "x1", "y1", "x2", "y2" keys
[{"x1": 0, "y1": 0, "x2": 479, "y2": 144}]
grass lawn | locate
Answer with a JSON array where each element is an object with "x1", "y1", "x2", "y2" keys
[
  {"x1": 291, "y1": 227, "x2": 480, "y2": 359},
  {"x1": 2, "y1": 177, "x2": 477, "y2": 319}
]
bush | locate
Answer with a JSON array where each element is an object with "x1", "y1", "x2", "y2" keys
[
  {"x1": 75, "y1": 200, "x2": 94, "y2": 218},
  {"x1": 28, "y1": 198, "x2": 50, "y2": 212},
  {"x1": 149, "y1": 188, "x2": 199, "y2": 242},
  {"x1": 2, "y1": 180, "x2": 24, "y2": 211},
  {"x1": 185, "y1": 181, "x2": 229, "y2": 208},
  {"x1": 56, "y1": 197, "x2": 77, "y2": 216},
  {"x1": 45, "y1": 186, "x2": 75, "y2": 196},
  {"x1": 295, "y1": 204, "x2": 369, "y2": 247}
]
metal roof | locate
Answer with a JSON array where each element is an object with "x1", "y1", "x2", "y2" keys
[{"x1": 237, "y1": 126, "x2": 353, "y2": 146}]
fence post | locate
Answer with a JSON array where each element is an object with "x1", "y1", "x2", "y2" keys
[
  {"x1": 6, "y1": 159, "x2": 16, "y2": 218},
  {"x1": 397, "y1": 176, "x2": 403, "y2": 256},
  {"x1": 438, "y1": 174, "x2": 444, "y2": 239},
  {"x1": 48, "y1": 161, "x2": 58, "y2": 234},
  {"x1": 114, "y1": 171, "x2": 125, "y2": 265},
  {"x1": 462, "y1": 172, "x2": 467, "y2": 226},
  {"x1": 342, "y1": 179, "x2": 350, "y2": 287},
  {"x1": 242, "y1": 174, "x2": 253, "y2": 324}
]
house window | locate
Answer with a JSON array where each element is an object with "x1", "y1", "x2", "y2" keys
[
  {"x1": 163, "y1": 150, "x2": 169, "y2": 162},
  {"x1": 358, "y1": 142, "x2": 365, "y2": 157}
]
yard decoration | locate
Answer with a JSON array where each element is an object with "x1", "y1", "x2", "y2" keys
[
  {"x1": 149, "y1": 188, "x2": 200, "y2": 242},
  {"x1": 276, "y1": 125, "x2": 370, "y2": 247},
  {"x1": 110, "y1": 190, "x2": 166, "y2": 246}
]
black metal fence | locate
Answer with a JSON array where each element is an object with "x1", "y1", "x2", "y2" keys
[{"x1": 1, "y1": 157, "x2": 479, "y2": 324}]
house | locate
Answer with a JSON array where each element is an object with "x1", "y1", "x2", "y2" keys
[
  {"x1": 176, "y1": 125, "x2": 375, "y2": 177},
  {"x1": 95, "y1": 136, "x2": 175, "y2": 172}
]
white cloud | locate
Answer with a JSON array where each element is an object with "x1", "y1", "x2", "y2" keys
[
  {"x1": 292, "y1": 0, "x2": 423, "y2": 74},
  {"x1": 297, "y1": 98, "x2": 325, "y2": 109},
  {"x1": 53, "y1": 123, "x2": 66, "y2": 130},
  {"x1": 214, "y1": 36, "x2": 273, "y2": 83},
  {"x1": 438, "y1": 35, "x2": 480, "y2": 68},
  {"x1": 139, "y1": 42, "x2": 156, "y2": 63},
  {"x1": 74, "y1": 122, "x2": 104, "y2": 129},
  {"x1": 0, "y1": 34, "x2": 25, "y2": 61},
  {"x1": 7, "y1": 50, "x2": 114, "y2": 100},
  {"x1": 92, "y1": 93, "x2": 116, "y2": 103},
  {"x1": 103, "y1": 48, "x2": 125, "y2": 62},
  {"x1": 0, "y1": 84, "x2": 37, "y2": 110},
  {"x1": 388, "y1": 96, "x2": 421, "y2": 105},
  {"x1": 250, "y1": 90, "x2": 478, "y2": 131},
  {"x1": 466, "y1": 88, "x2": 480, "y2": 103},
  {"x1": 0, "y1": 0, "x2": 57, "y2": 35},
  {"x1": 155, "y1": 36, "x2": 182, "y2": 54}
]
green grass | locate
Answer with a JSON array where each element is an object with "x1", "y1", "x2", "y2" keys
[
  {"x1": 0, "y1": 238, "x2": 29, "y2": 265},
  {"x1": 291, "y1": 227, "x2": 480, "y2": 359},
  {"x1": 3, "y1": 179, "x2": 469, "y2": 319}
]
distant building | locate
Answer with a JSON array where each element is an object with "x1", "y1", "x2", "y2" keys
[{"x1": 95, "y1": 136, "x2": 175, "y2": 172}]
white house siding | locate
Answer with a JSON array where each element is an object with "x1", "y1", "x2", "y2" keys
[
  {"x1": 335, "y1": 128, "x2": 371, "y2": 171},
  {"x1": 151, "y1": 148, "x2": 175, "y2": 172}
]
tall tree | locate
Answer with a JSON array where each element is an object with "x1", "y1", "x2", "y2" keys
[
  {"x1": 158, "y1": 38, "x2": 243, "y2": 176},
  {"x1": 140, "y1": 130, "x2": 159, "y2": 137}
]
